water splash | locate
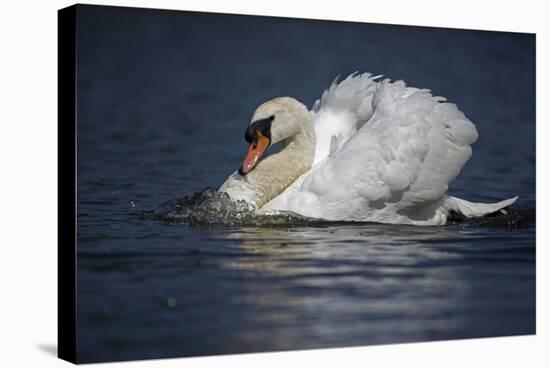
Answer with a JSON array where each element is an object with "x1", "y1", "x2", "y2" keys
[
  {"x1": 150, "y1": 188, "x2": 535, "y2": 228},
  {"x1": 152, "y1": 188, "x2": 319, "y2": 227}
]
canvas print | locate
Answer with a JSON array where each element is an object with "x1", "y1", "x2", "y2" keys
[{"x1": 59, "y1": 4, "x2": 535, "y2": 364}]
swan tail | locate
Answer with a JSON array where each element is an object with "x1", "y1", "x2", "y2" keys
[{"x1": 443, "y1": 195, "x2": 519, "y2": 218}]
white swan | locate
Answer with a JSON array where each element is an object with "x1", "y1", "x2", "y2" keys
[{"x1": 219, "y1": 72, "x2": 517, "y2": 226}]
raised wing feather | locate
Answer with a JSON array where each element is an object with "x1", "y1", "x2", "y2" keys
[
  {"x1": 262, "y1": 78, "x2": 478, "y2": 224},
  {"x1": 311, "y1": 72, "x2": 380, "y2": 164}
]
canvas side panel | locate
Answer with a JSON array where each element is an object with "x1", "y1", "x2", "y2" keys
[{"x1": 58, "y1": 4, "x2": 77, "y2": 364}]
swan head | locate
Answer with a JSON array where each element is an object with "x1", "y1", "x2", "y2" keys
[{"x1": 239, "y1": 97, "x2": 310, "y2": 175}]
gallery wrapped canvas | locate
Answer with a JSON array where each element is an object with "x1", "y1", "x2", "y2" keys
[{"x1": 59, "y1": 4, "x2": 535, "y2": 364}]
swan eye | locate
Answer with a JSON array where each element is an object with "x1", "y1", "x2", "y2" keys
[{"x1": 245, "y1": 116, "x2": 273, "y2": 143}]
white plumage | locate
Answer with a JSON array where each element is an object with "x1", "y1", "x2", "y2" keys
[{"x1": 220, "y1": 72, "x2": 517, "y2": 225}]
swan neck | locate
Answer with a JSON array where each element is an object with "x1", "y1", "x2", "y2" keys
[{"x1": 247, "y1": 120, "x2": 315, "y2": 209}]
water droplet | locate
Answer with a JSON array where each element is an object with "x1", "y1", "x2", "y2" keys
[{"x1": 167, "y1": 297, "x2": 177, "y2": 308}]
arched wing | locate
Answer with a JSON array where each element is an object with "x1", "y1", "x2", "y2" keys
[
  {"x1": 311, "y1": 72, "x2": 380, "y2": 164},
  {"x1": 263, "y1": 80, "x2": 478, "y2": 222}
]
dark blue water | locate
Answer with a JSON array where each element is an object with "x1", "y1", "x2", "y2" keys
[{"x1": 75, "y1": 5, "x2": 535, "y2": 363}]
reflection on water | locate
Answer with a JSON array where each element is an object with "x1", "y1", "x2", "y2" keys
[
  {"x1": 77, "y1": 220, "x2": 534, "y2": 362},
  {"x1": 216, "y1": 224, "x2": 534, "y2": 348}
]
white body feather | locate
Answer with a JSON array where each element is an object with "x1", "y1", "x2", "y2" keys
[{"x1": 221, "y1": 73, "x2": 517, "y2": 225}]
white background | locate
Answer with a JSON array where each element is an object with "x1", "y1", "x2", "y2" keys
[{"x1": 0, "y1": 0, "x2": 546, "y2": 366}]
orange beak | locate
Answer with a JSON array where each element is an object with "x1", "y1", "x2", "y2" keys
[{"x1": 240, "y1": 130, "x2": 270, "y2": 175}]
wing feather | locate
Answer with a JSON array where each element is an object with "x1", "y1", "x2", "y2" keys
[
  {"x1": 311, "y1": 72, "x2": 379, "y2": 164},
  {"x1": 262, "y1": 76, "x2": 478, "y2": 223}
]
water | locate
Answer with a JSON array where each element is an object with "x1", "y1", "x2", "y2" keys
[{"x1": 75, "y1": 5, "x2": 535, "y2": 363}]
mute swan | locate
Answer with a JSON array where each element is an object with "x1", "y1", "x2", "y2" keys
[{"x1": 219, "y1": 73, "x2": 517, "y2": 226}]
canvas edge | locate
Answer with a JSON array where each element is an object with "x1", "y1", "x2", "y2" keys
[{"x1": 58, "y1": 4, "x2": 77, "y2": 364}]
